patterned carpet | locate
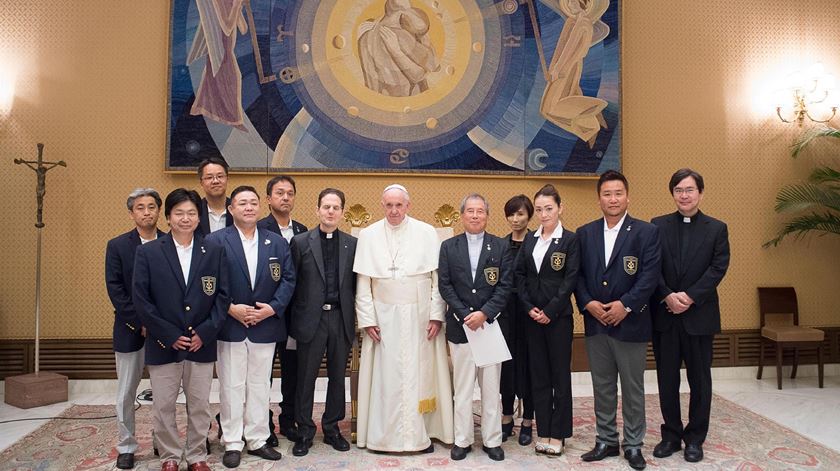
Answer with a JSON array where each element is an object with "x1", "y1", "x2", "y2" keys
[{"x1": 1, "y1": 394, "x2": 838, "y2": 470}]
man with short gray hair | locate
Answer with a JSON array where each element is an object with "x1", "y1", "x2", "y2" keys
[
  {"x1": 105, "y1": 188, "x2": 164, "y2": 469},
  {"x1": 439, "y1": 193, "x2": 513, "y2": 461}
]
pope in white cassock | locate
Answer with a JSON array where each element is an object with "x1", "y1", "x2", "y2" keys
[{"x1": 353, "y1": 184, "x2": 454, "y2": 452}]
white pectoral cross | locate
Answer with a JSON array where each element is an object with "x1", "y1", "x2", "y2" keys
[{"x1": 388, "y1": 261, "x2": 398, "y2": 279}]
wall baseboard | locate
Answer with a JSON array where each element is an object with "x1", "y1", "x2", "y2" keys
[{"x1": 2, "y1": 328, "x2": 838, "y2": 379}]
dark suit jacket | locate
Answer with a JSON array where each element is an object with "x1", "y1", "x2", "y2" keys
[
  {"x1": 575, "y1": 215, "x2": 661, "y2": 343},
  {"x1": 132, "y1": 233, "x2": 229, "y2": 365},
  {"x1": 257, "y1": 214, "x2": 306, "y2": 337},
  {"x1": 651, "y1": 211, "x2": 730, "y2": 336},
  {"x1": 197, "y1": 197, "x2": 233, "y2": 236},
  {"x1": 289, "y1": 228, "x2": 357, "y2": 345},
  {"x1": 206, "y1": 226, "x2": 297, "y2": 343},
  {"x1": 257, "y1": 214, "x2": 307, "y2": 238},
  {"x1": 105, "y1": 228, "x2": 165, "y2": 353},
  {"x1": 514, "y1": 228, "x2": 580, "y2": 321},
  {"x1": 439, "y1": 232, "x2": 513, "y2": 344}
]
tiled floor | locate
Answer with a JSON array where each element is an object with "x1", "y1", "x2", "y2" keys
[{"x1": 1, "y1": 366, "x2": 838, "y2": 455}]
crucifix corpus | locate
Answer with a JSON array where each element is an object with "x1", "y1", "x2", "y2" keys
[{"x1": 5, "y1": 143, "x2": 69, "y2": 408}]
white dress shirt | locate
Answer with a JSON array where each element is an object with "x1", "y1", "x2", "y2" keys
[
  {"x1": 278, "y1": 223, "x2": 294, "y2": 243},
  {"x1": 208, "y1": 209, "x2": 227, "y2": 233},
  {"x1": 466, "y1": 231, "x2": 484, "y2": 281},
  {"x1": 174, "y1": 237, "x2": 194, "y2": 285},
  {"x1": 603, "y1": 212, "x2": 628, "y2": 267},
  {"x1": 237, "y1": 227, "x2": 258, "y2": 289},
  {"x1": 532, "y1": 222, "x2": 564, "y2": 273}
]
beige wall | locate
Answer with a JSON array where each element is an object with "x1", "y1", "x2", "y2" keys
[{"x1": 2, "y1": 1, "x2": 839, "y2": 340}]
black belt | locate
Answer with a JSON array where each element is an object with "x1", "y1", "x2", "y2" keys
[{"x1": 321, "y1": 303, "x2": 339, "y2": 311}]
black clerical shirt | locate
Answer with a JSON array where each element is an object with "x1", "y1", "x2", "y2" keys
[{"x1": 320, "y1": 228, "x2": 340, "y2": 305}]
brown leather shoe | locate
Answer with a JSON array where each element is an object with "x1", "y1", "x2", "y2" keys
[
  {"x1": 160, "y1": 461, "x2": 179, "y2": 471},
  {"x1": 187, "y1": 461, "x2": 211, "y2": 471}
]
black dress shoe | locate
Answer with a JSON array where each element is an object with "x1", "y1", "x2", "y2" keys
[
  {"x1": 222, "y1": 450, "x2": 241, "y2": 468},
  {"x1": 518, "y1": 425, "x2": 533, "y2": 446},
  {"x1": 501, "y1": 421, "x2": 514, "y2": 442},
  {"x1": 581, "y1": 442, "x2": 620, "y2": 461},
  {"x1": 324, "y1": 433, "x2": 350, "y2": 451},
  {"x1": 279, "y1": 424, "x2": 301, "y2": 442},
  {"x1": 292, "y1": 438, "x2": 312, "y2": 457},
  {"x1": 652, "y1": 440, "x2": 682, "y2": 458},
  {"x1": 624, "y1": 448, "x2": 647, "y2": 470},
  {"x1": 450, "y1": 445, "x2": 471, "y2": 460},
  {"x1": 248, "y1": 444, "x2": 283, "y2": 461},
  {"x1": 684, "y1": 443, "x2": 704, "y2": 462},
  {"x1": 483, "y1": 445, "x2": 505, "y2": 461},
  {"x1": 266, "y1": 431, "x2": 279, "y2": 447},
  {"x1": 420, "y1": 443, "x2": 434, "y2": 454},
  {"x1": 116, "y1": 453, "x2": 134, "y2": 469}
]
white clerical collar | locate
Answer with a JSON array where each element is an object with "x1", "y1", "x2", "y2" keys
[
  {"x1": 465, "y1": 231, "x2": 485, "y2": 242},
  {"x1": 386, "y1": 217, "x2": 410, "y2": 231},
  {"x1": 535, "y1": 223, "x2": 564, "y2": 239},
  {"x1": 603, "y1": 212, "x2": 628, "y2": 232}
]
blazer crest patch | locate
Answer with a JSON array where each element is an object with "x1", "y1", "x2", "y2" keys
[
  {"x1": 623, "y1": 256, "x2": 638, "y2": 275},
  {"x1": 201, "y1": 276, "x2": 217, "y2": 296},
  {"x1": 484, "y1": 267, "x2": 499, "y2": 286},
  {"x1": 550, "y1": 252, "x2": 566, "y2": 271},
  {"x1": 269, "y1": 262, "x2": 282, "y2": 282}
]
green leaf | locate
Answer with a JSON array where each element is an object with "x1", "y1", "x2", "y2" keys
[
  {"x1": 774, "y1": 182, "x2": 840, "y2": 213},
  {"x1": 763, "y1": 212, "x2": 840, "y2": 247},
  {"x1": 791, "y1": 125, "x2": 840, "y2": 158}
]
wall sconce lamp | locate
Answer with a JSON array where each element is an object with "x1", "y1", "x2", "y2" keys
[
  {"x1": 775, "y1": 63, "x2": 837, "y2": 127},
  {"x1": 0, "y1": 71, "x2": 15, "y2": 118}
]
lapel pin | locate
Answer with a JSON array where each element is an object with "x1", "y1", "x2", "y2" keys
[
  {"x1": 626, "y1": 225, "x2": 632, "y2": 232},
  {"x1": 554, "y1": 239, "x2": 559, "y2": 244},
  {"x1": 265, "y1": 239, "x2": 271, "y2": 245},
  {"x1": 486, "y1": 244, "x2": 491, "y2": 251},
  {"x1": 200, "y1": 246, "x2": 206, "y2": 254}
]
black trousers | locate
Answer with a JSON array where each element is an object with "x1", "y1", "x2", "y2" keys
[
  {"x1": 295, "y1": 310, "x2": 350, "y2": 440},
  {"x1": 268, "y1": 339, "x2": 298, "y2": 433},
  {"x1": 500, "y1": 326, "x2": 534, "y2": 420},
  {"x1": 527, "y1": 315, "x2": 573, "y2": 440},
  {"x1": 652, "y1": 319, "x2": 713, "y2": 445}
]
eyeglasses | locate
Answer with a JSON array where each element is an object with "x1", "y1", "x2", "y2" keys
[
  {"x1": 673, "y1": 187, "x2": 697, "y2": 195},
  {"x1": 201, "y1": 174, "x2": 227, "y2": 183}
]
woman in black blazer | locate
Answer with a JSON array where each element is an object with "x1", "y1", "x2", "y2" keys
[
  {"x1": 514, "y1": 184, "x2": 580, "y2": 456},
  {"x1": 500, "y1": 195, "x2": 535, "y2": 445}
]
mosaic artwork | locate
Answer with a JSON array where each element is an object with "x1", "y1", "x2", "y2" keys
[{"x1": 166, "y1": 0, "x2": 621, "y2": 175}]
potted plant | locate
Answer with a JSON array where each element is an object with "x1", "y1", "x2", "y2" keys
[{"x1": 764, "y1": 125, "x2": 840, "y2": 247}]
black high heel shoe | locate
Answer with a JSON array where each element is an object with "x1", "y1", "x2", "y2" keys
[
  {"x1": 518, "y1": 424, "x2": 533, "y2": 446},
  {"x1": 501, "y1": 421, "x2": 515, "y2": 442}
]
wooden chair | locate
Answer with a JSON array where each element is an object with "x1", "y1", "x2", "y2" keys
[{"x1": 757, "y1": 287, "x2": 824, "y2": 389}]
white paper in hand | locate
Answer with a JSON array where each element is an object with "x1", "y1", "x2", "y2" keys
[{"x1": 462, "y1": 321, "x2": 512, "y2": 367}]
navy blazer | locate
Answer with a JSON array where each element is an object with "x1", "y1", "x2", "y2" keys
[
  {"x1": 438, "y1": 232, "x2": 514, "y2": 344},
  {"x1": 206, "y1": 226, "x2": 296, "y2": 343},
  {"x1": 197, "y1": 197, "x2": 233, "y2": 236},
  {"x1": 257, "y1": 214, "x2": 306, "y2": 336},
  {"x1": 514, "y1": 228, "x2": 580, "y2": 321},
  {"x1": 105, "y1": 228, "x2": 165, "y2": 353},
  {"x1": 132, "y1": 233, "x2": 229, "y2": 365},
  {"x1": 289, "y1": 228, "x2": 357, "y2": 345},
  {"x1": 257, "y1": 214, "x2": 307, "y2": 238},
  {"x1": 651, "y1": 211, "x2": 730, "y2": 336},
  {"x1": 575, "y1": 215, "x2": 661, "y2": 343}
]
